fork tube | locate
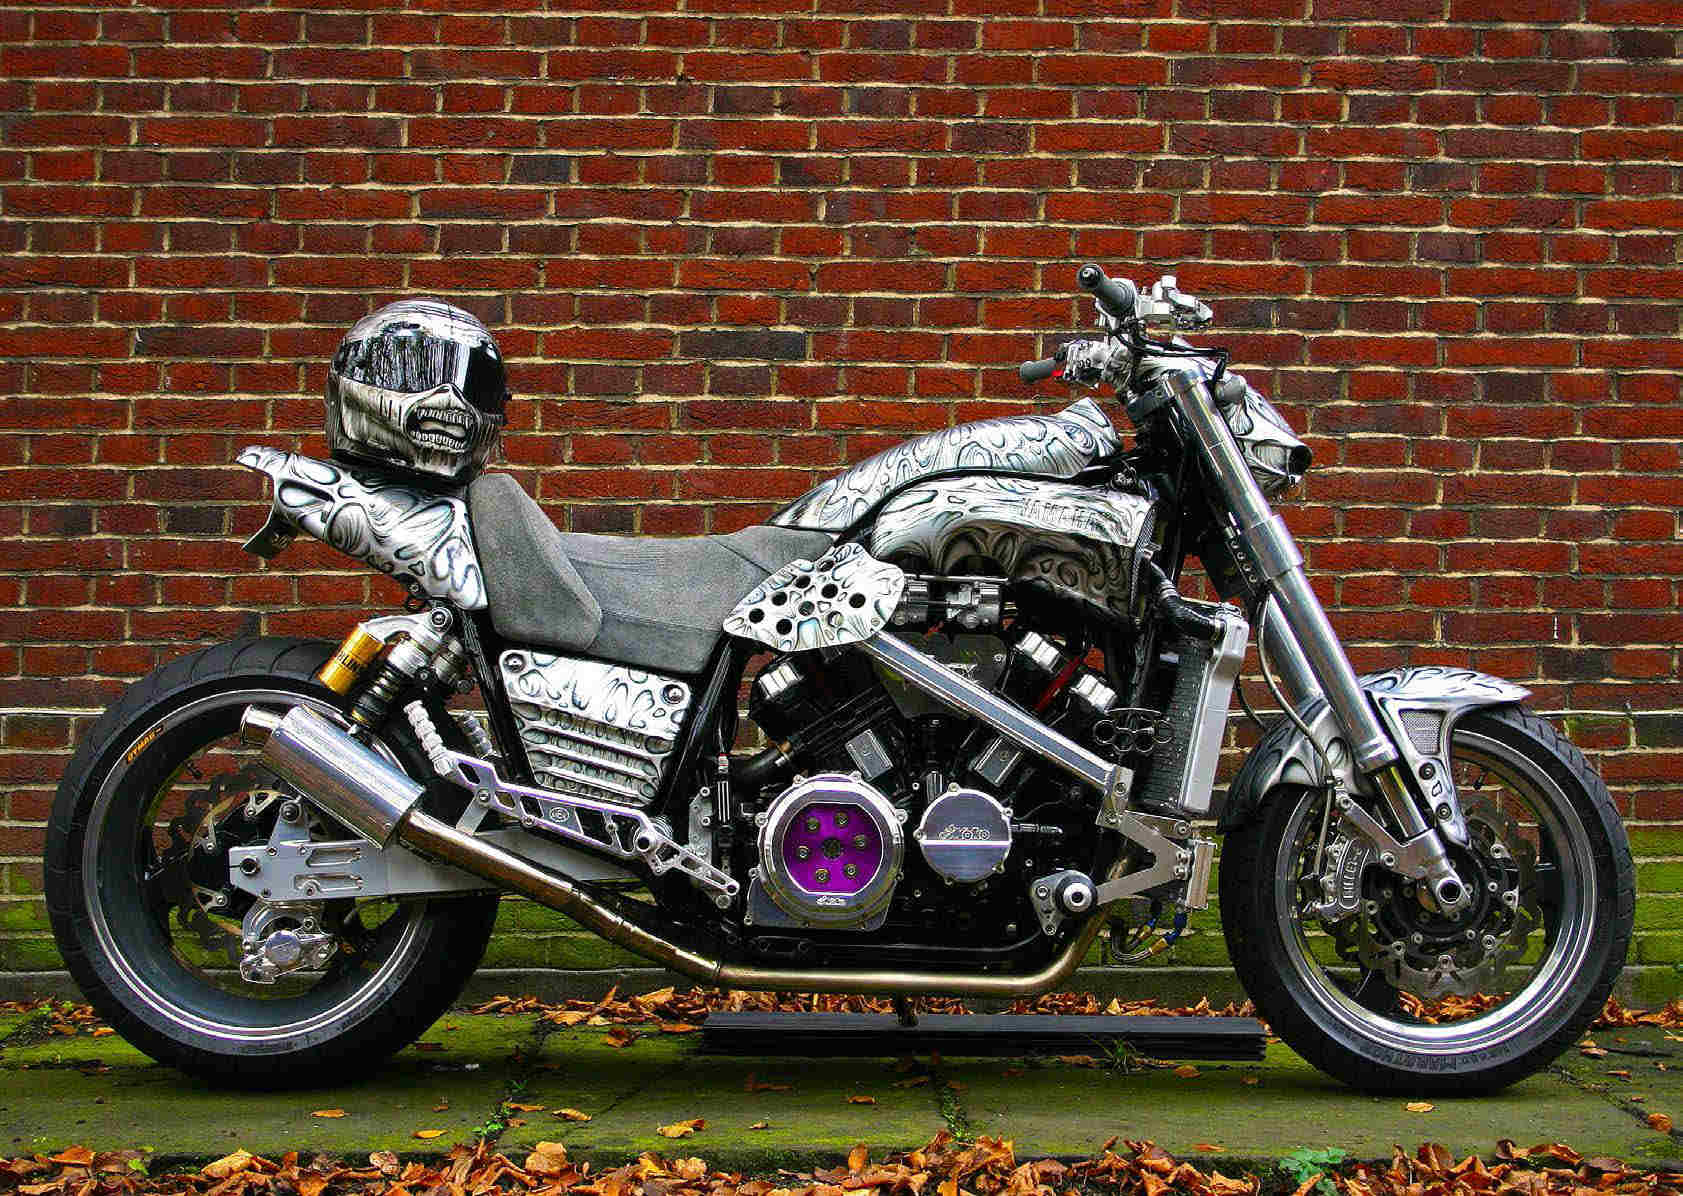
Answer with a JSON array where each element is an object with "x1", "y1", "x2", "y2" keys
[{"x1": 1160, "y1": 367, "x2": 1399, "y2": 776}]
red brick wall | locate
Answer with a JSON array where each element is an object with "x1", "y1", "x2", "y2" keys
[{"x1": 2, "y1": 2, "x2": 1681, "y2": 982}]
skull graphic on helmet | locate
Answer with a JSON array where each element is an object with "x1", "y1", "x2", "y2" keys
[{"x1": 324, "y1": 298, "x2": 509, "y2": 485}]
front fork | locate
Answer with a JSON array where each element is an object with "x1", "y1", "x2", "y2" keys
[{"x1": 1159, "y1": 369, "x2": 1473, "y2": 916}]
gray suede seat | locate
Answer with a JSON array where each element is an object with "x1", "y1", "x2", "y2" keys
[{"x1": 467, "y1": 473, "x2": 834, "y2": 675}]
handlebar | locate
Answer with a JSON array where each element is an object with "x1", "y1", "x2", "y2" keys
[
  {"x1": 1018, "y1": 352, "x2": 1062, "y2": 383},
  {"x1": 1077, "y1": 263, "x2": 1139, "y2": 322}
]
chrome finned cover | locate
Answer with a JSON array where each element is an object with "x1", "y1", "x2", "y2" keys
[
  {"x1": 237, "y1": 446, "x2": 487, "y2": 609},
  {"x1": 500, "y1": 651, "x2": 693, "y2": 808},
  {"x1": 724, "y1": 542, "x2": 906, "y2": 654},
  {"x1": 771, "y1": 398, "x2": 1120, "y2": 531},
  {"x1": 869, "y1": 476, "x2": 1156, "y2": 616},
  {"x1": 754, "y1": 773, "x2": 905, "y2": 929}
]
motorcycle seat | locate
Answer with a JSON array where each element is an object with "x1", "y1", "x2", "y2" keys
[{"x1": 467, "y1": 472, "x2": 834, "y2": 675}]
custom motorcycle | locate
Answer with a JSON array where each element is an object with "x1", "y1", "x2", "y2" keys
[{"x1": 48, "y1": 269, "x2": 1632, "y2": 1092}]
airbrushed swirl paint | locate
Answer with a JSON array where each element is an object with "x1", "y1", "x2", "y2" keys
[
  {"x1": 770, "y1": 398, "x2": 1121, "y2": 531},
  {"x1": 237, "y1": 446, "x2": 487, "y2": 609}
]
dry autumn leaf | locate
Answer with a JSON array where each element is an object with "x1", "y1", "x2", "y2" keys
[
  {"x1": 412, "y1": 1130, "x2": 445, "y2": 1140},
  {"x1": 1173, "y1": 1065, "x2": 1200, "y2": 1079},
  {"x1": 1648, "y1": 1112, "x2": 1673, "y2": 1132},
  {"x1": 1193, "y1": 1144, "x2": 1224, "y2": 1152},
  {"x1": 49, "y1": 1148, "x2": 93, "y2": 1167},
  {"x1": 848, "y1": 1144, "x2": 869, "y2": 1172},
  {"x1": 748, "y1": 1120, "x2": 770, "y2": 1131},
  {"x1": 556, "y1": 1108, "x2": 592, "y2": 1122},
  {"x1": 847, "y1": 1095, "x2": 877, "y2": 1105},
  {"x1": 201, "y1": 1151, "x2": 253, "y2": 1180},
  {"x1": 1057, "y1": 1054, "x2": 1097, "y2": 1068},
  {"x1": 604, "y1": 1027, "x2": 638, "y2": 1048},
  {"x1": 506, "y1": 1103, "x2": 546, "y2": 1112},
  {"x1": 1405, "y1": 1101, "x2": 1435, "y2": 1113},
  {"x1": 657, "y1": 1118, "x2": 706, "y2": 1139},
  {"x1": 310, "y1": 1109, "x2": 347, "y2": 1119}
]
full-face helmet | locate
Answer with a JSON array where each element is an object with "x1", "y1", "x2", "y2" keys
[{"x1": 324, "y1": 299, "x2": 508, "y2": 486}]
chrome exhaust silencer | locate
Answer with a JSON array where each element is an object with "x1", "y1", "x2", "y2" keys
[
  {"x1": 240, "y1": 702, "x2": 1104, "y2": 998},
  {"x1": 240, "y1": 705, "x2": 425, "y2": 848}
]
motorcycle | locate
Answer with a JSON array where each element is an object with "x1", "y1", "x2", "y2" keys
[{"x1": 47, "y1": 267, "x2": 1632, "y2": 1092}]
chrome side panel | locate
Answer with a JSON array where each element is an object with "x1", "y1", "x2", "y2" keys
[
  {"x1": 724, "y1": 543, "x2": 906, "y2": 653},
  {"x1": 868, "y1": 476, "x2": 1155, "y2": 616},
  {"x1": 237, "y1": 446, "x2": 486, "y2": 609},
  {"x1": 1218, "y1": 667, "x2": 1530, "y2": 830},
  {"x1": 500, "y1": 650, "x2": 693, "y2": 807},
  {"x1": 771, "y1": 398, "x2": 1120, "y2": 531}
]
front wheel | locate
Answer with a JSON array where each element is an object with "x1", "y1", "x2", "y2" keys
[
  {"x1": 1221, "y1": 705, "x2": 1633, "y2": 1093},
  {"x1": 46, "y1": 637, "x2": 500, "y2": 1088}
]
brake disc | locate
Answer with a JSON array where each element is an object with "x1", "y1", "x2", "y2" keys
[
  {"x1": 1329, "y1": 793, "x2": 1540, "y2": 999},
  {"x1": 157, "y1": 765, "x2": 292, "y2": 962}
]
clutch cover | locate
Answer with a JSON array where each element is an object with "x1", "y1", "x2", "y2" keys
[{"x1": 753, "y1": 773, "x2": 904, "y2": 929}]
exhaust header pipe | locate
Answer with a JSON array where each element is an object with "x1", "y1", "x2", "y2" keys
[{"x1": 241, "y1": 703, "x2": 1102, "y2": 998}]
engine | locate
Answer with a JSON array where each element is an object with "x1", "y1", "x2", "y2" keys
[{"x1": 732, "y1": 607, "x2": 1130, "y2": 943}]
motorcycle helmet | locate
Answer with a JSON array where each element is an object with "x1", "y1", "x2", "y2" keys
[{"x1": 324, "y1": 298, "x2": 508, "y2": 486}]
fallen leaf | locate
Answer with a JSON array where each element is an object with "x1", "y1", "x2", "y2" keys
[
  {"x1": 604, "y1": 1027, "x2": 638, "y2": 1048},
  {"x1": 506, "y1": 1103, "x2": 546, "y2": 1113},
  {"x1": 1193, "y1": 1143, "x2": 1223, "y2": 1152},
  {"x1": 202, "y1": 1151, "x2": 253, "y2": 1180},
  {"x1": 1290, "y1": 1173, "x2": 1323, "y2": 1196},
  {"x1": 432, "y1": 1102, "x2": 449, "y2": 1113},
  {"x1": 1648, "y1": 1112, "x2": 1673, "y2": 1132},
  {"x1": 848, "y1": 1144, "x2": 868, "y2": 1172},
  {"x1": 1405, "y1": 1101, "x2": 1435, "y2": 1113},
  {"x1": 90, "y1": 1028, "x2": 115, "y2": 1038},
  {"x1": 847, "y1": 1095, "x2": 877, "y2": 1105},
  {"x1": 1609, "y1": 1069, "x2": 1633, "y2": 1079},
  {"x1": 657, "y1": 1118, "x2": 706, "y2": 1139},
  {"x1": 311, "y1": 1109, "x2": 347, "y2": 1119},
  {"x1": 1242, "y1": 1076, "x2": 1260, "y2": 1086},
  {"x1": 414, "y1": 1042, "x2": 444, "y2": 1053},
  {"x1": 412, "y1": 1130, "x2": 445, "y2": 1140},
  {"x1": 1057, "y1": 1054, "x2": 1097, "y2": 1068},
  {"x1": 1001, "y1": 1067, "x2": 1024, "y2": 1078},
  {"x1": 1173, "y1": 1065, "x2": 1200, "y2": 1079},
  {"x1": 556, "y1": 1108, "x2": 592, "y2": 1122},
  {"x1": 744, "y1": 1074, "x2": 791, "y2": 1093},
  {"x1": 748, "y1": 1120, "x2": 770, "y2": 1131},
  {"x1": 50, "y1": 1148, "x2": 94, "y2": 1167},
  {"x1": 658, "y1": 1023, "x2": 701, "y2": 1034},
  {"x1": 369, "y1": 1150, "x2": 400, "y2": 1175},
  {"x1": 1581, "y1": 1046, "x2": 1609, "y2": 1058}
]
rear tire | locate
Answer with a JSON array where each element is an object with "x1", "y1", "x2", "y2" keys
[
  {"x1": 46, "y1": 637, "x2": 500, "y2": 1088},
  {"x1": 1221, "y1": 705, "x2": 1633, "y2": 1094}
]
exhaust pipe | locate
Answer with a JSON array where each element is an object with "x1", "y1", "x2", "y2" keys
[{"x1": 244, "y1": 703, "x2": 1103, "y2": 998}]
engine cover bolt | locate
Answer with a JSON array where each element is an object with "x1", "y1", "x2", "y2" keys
[
  {"x1": 853, "y1": 834, "x2": 868, "y2": 849},
  {"x1": 238, "y1": 858, "x2": 260, "y2": 876},
  {"x1": 814, "y1": 868, "x2": 830, "y2": 884},
  {"x1": 796, "y1": 845, "x2": 811, "y2": 860},
  {"x1": 805, "y1": 816, "x2": 820, "y2": 832},
  {"x1": 835, "y1": 811, "x2": 849, "y2": 828},
  {"x1": 1419, "y1": 762, "x2": 1436, "y2": 780},
  {"x1": 1435, "y1": 804, "x2": 1453, "y2": 821},
  {"x1": 844, "y1": 863, "x2": 858, "y2": 878}
]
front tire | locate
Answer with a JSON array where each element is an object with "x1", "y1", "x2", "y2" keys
[
  {"x1": 46, "y1": 637, "x2": 500, "y2": 1088},
  {"x1": 1221, "y1": 705, "x2": 1633, "y2": 1093}
]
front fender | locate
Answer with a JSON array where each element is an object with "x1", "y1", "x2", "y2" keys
[{"x1": 1218, "y1": 666, "x2": 1530, "y2": 831}]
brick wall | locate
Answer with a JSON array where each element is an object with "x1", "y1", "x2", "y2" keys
[{"x1": 2, "y1": 1, "x2": 1681, "y2": 996}]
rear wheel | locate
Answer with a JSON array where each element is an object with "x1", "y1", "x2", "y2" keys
[
  {"x1": 1221, "y1": 705, "x2": 1633, "y2": 1093},
  {"x1": 46, "y1": 637, "x2": 499, "y2": 1088}
]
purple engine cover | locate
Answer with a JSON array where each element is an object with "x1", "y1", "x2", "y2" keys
[{"x1": 778, "y1": 800, "x2": 883, "y2": 895}]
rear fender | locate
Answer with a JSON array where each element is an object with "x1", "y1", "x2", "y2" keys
[
  {"x1": 1218, "y1": 666, "x2": 1530, "y2": 831},
  {"x1": 237, "y1": 445, "x2": 487, "y2": 610}
]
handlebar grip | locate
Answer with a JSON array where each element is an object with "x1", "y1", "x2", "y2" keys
[
  {"x1": 1018, "y1": 355, "x2": 1061, "y2": 384},
  {"x1": 1077, "y1": 262, "x2": 1138, "y2": 321}
]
